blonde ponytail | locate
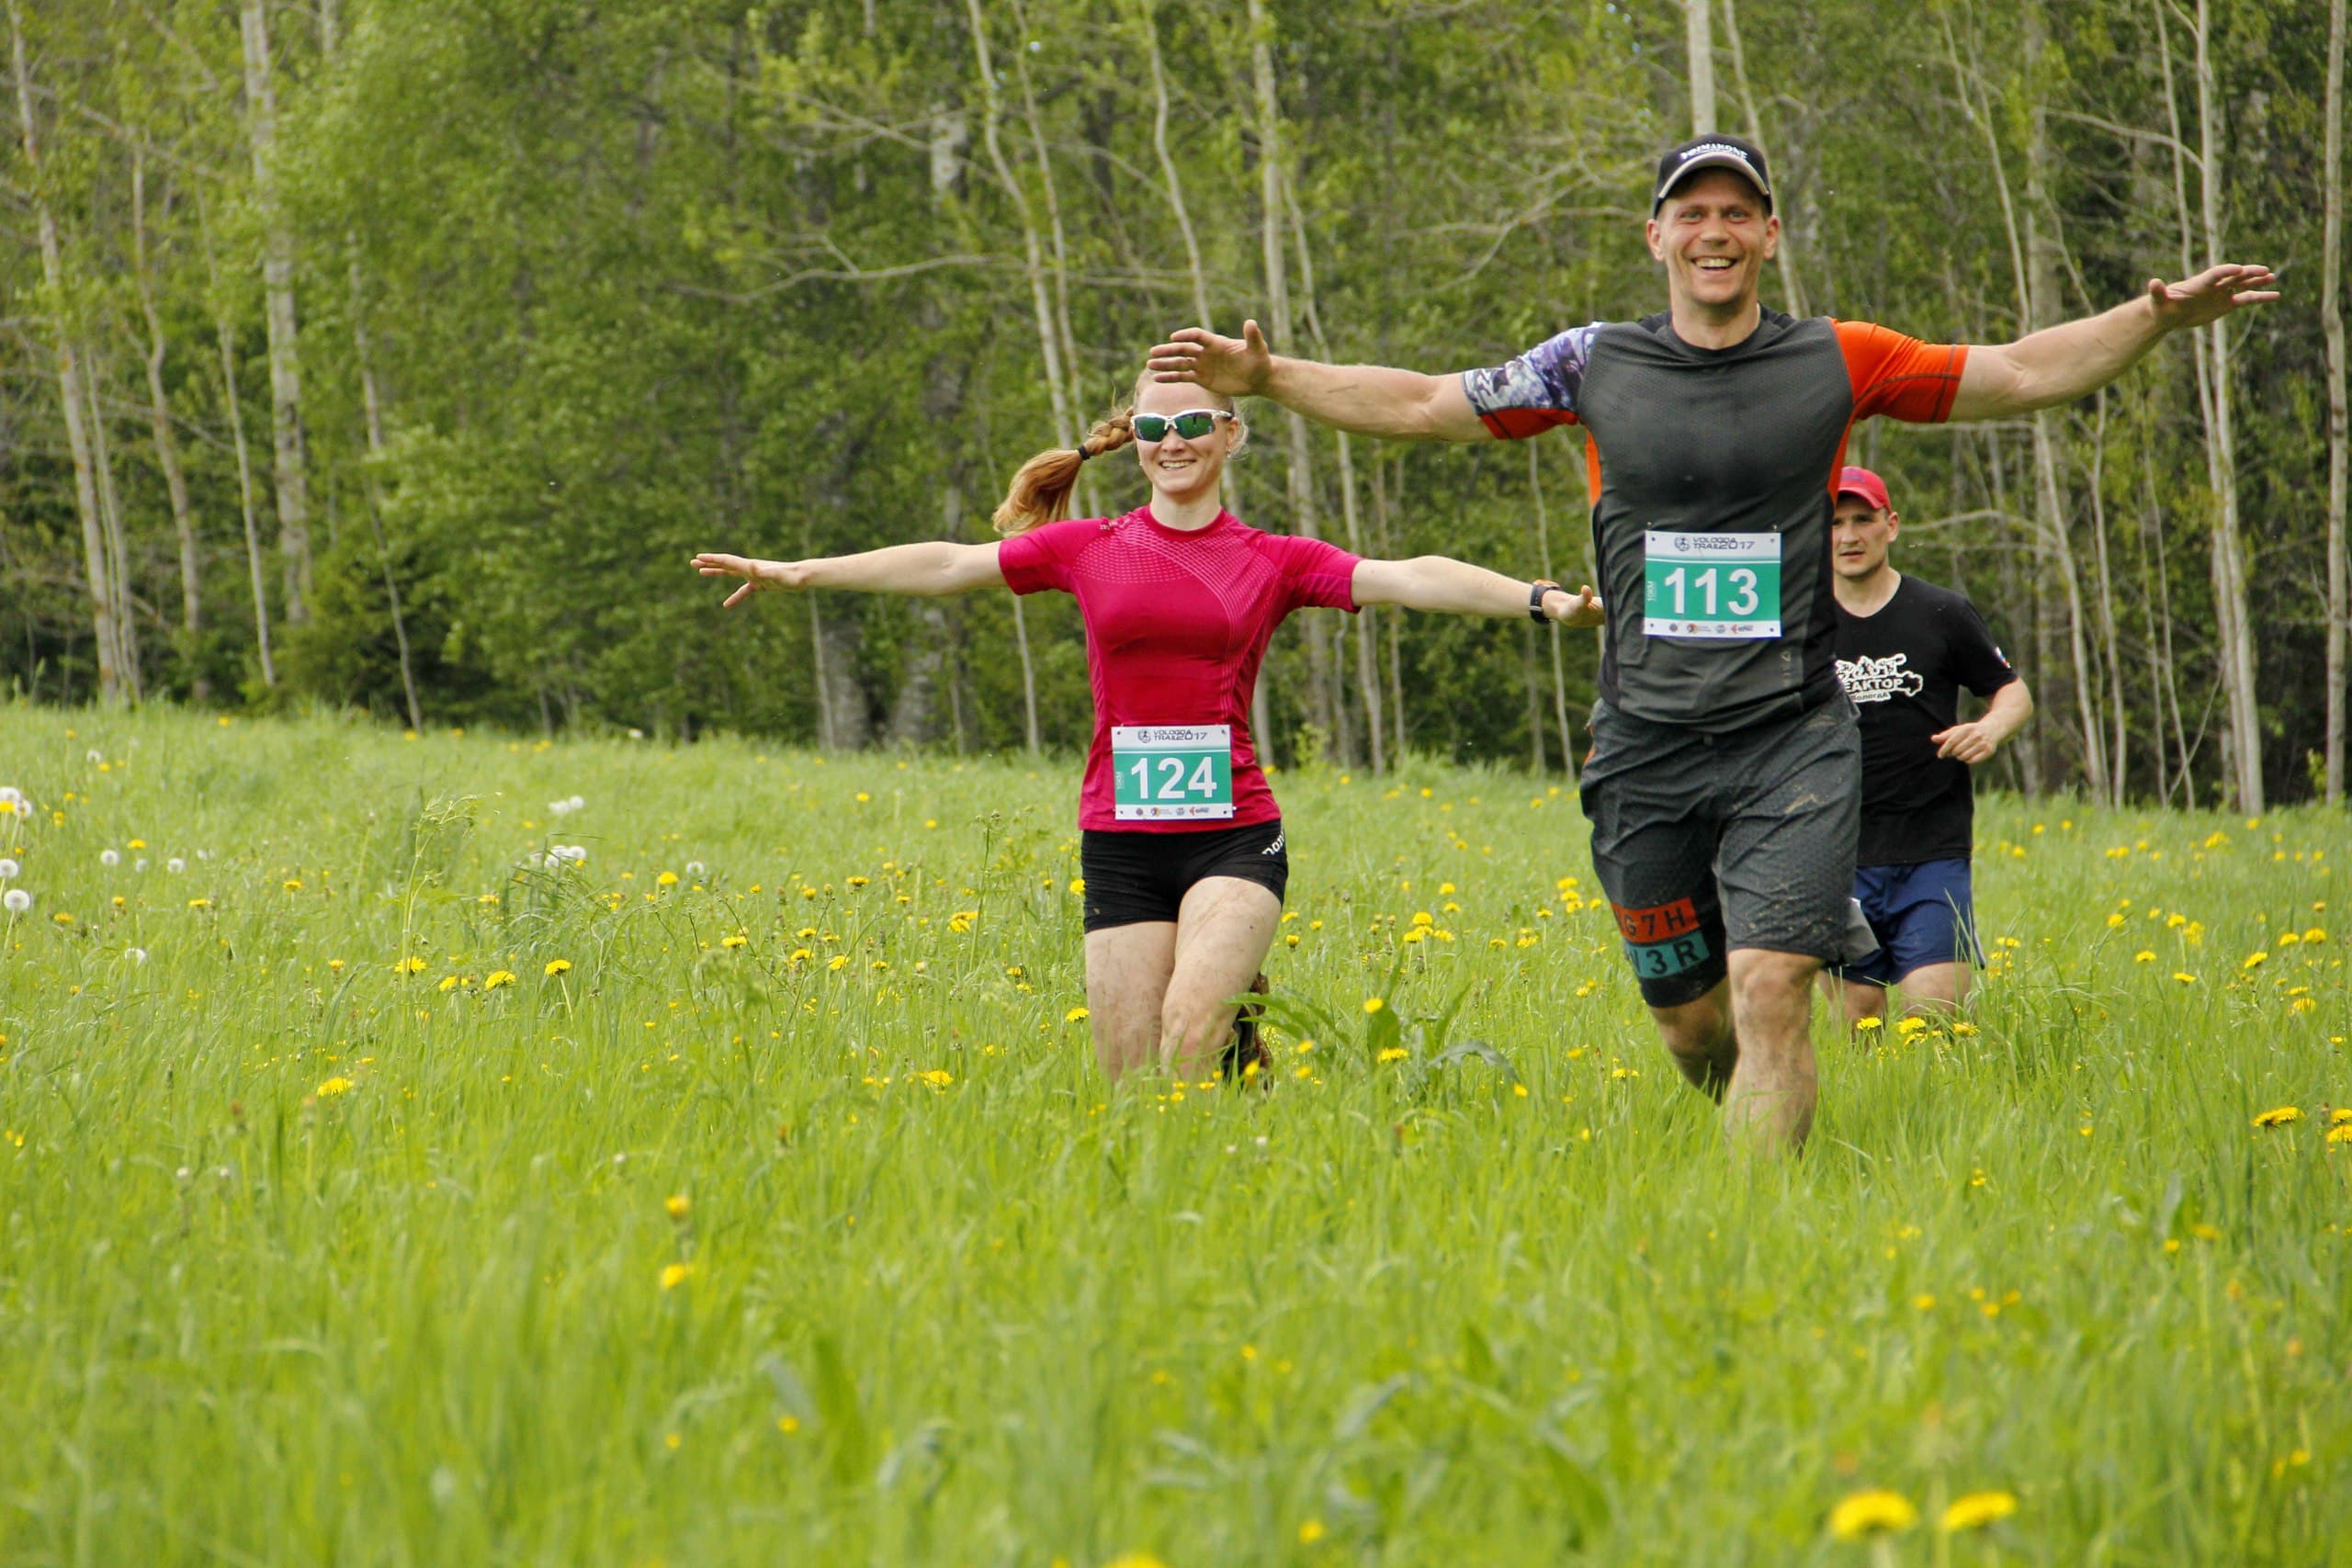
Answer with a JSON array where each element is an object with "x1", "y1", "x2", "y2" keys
[{"x1": 991, "y1": 405, "x2": 1136, "y2": 536}]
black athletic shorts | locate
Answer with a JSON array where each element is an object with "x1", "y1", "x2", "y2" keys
[
  {"x1": 1578, "y1": 697, "x2": 1861, "y2": 1008},
  {"x1": 1080, "y1": 818, "x2": 1289, "y2": 932}
]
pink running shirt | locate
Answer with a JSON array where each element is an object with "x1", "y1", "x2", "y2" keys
[{"x1": 998, "y1": 507, "x2": 1361, "y2": 832}]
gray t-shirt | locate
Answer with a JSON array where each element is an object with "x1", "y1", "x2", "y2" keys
[{"x1": 1464, "y1": 310, "x2": 1966, "y2": 733}]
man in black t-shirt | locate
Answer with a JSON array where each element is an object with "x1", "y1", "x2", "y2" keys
[{"x1": 1828, "y1": 467, "x2": 2032, "y2": 1022}]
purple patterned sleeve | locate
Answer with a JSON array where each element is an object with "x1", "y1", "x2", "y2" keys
[{"x1": 1461, "y1": 322, "x2": 1606, "y2": 439}]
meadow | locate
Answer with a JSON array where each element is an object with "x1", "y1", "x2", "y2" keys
[{"x1": 0, "y1": 703, "x2": 2345, "y2": 1566}]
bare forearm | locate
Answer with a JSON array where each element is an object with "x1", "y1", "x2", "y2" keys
[
  {"x1": 1981, "y1": 680, "x2": 2034, "y2": 740},
  {"x1": 1261, "y1": 356, "x2": 1484, "y2": 442},
  {"x1": 1965, "y1": 296, "x2": 2165, "y2": 416}
]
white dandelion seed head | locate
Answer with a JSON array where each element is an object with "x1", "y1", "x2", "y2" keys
[
  {"x1": 548, "y1": 799, "x2": 572, "y2": 816},
  {"x1": 126, "y1": 947, "x2": 147, "y2": 964},
  {"x1": 4, "y1": 888, "x2": 30, "y2": 914},
  {"x1": 685, "y1": 860, "x2": 706, "y2": 878},
  {"x1": 134, "y1": 859, "x2": 148, "y2": 872},
  {"x1": 0, "y1": 785, "x2": 19, "y2": 806},
  {"x1": 0, "y1": 858, "x2": 17, "y2": 879},
  {"x1": 11, "y1": 800, "x2": 28, "y2": 818},
  {"x1": 85, "y1": 750, "x2": 103, "y2": 764},
  {"x1": 100, "y1": 849, "x2": 120, "y2": 867},
  {"x1": 557, "y1": 844, "x2": 589, "y2": 864},
  {"x1": 166, "y1": 857, "x2": 187, "y2": 874},
  {"x1": 567, "y1": 795, "x2": 585, "y2": 811},
  {"x1": 628, "y1": 728, "x2": 644, "y2": 740},
  {"x1": 196, "y1": 850, "x2": 211, "y2": 861}
]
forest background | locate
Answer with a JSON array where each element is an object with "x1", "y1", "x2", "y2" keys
[{"x1": 3, "y1": 0, "x2": 2347, "y2": 814}]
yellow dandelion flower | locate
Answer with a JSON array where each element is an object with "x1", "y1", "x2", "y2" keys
[
  {"x1": 2332, "y1": 1108, "x2": 2352, "y2": 1125},
  {"x1": 914, "y1": 1069, "x2": 953, "y2": 1089},
  {"x1": 1511, "y1": 1082, "x2": 1530, "y2": 1098},
  {"x1": 659, "y1": 1262, "x2": 694, "y2": 1291},
  {"x1": 2325, "y1": 1124, "x2": 2352, "y2": 1145},
  {"x1": 396, "y1": 955, "x2": 428, "y2": 975},
  {"x1": 1855, "y1": 1016, "x2": 1883, "y2": 1032},
  {"x1": 484, "y1": 970, "x2": 516, "y2": 989},
  {"x1": 2133, "y1": 950, "x2": 2155, "y2": 963},
  {"x1": 1912, "y1": 1293, "x2": 1936, "y2": 1310},
  {"x1": 1828, "y1": 1489, "x2": 1918, "y2": 1540},
  {"x1": 1939, "y1": 1491, "x2": 2018, "y2": 1533},
  {"x1": 187, "y1": 898, "x2": 212, "y2": 911},
  {"x1": 437, "y1": 975, "x2": 461, "y2": 993},
  {"x1": 665, "y1": 1194, "x2": 691, "y2": 1220},
  {"x1": 777, "y1": 1415, "x2": 800, "y2": 1433},
  {"x1": 2253, "y1": 1106, "x2": 2302, "y2": 1128},
  {"x1": 2303, "y1": 927, "x2": 2327, "y2": 943},
  {"x1": 845, "y1": 874, "x2": 870, "y2": 888},
  {"x1": 2172, "y1": 972, "x2": 2197, "y2": 985},
  {"x1": 2242, "y1": 951, "x2": 2269, "y2": 971},
  {"x1": 314, "y1": 1077, "x2": 354, "y2": 1098},
  {"x1": 1297, "y1": 1519, "x2": 1327, "y2": 1545},
  {"x1": 544, "y1": 957, "x2": 572, "y2": 976},
  {"x1": 1069, "y1": 877, "x2": 1085, "y2": 895},
  {"x1": 1376, "y1": 1047, "x2": 1408, "y2": 1064},
  {"x1": 722, "y1": 933, "x2": 748, "y2": 949},
  {"x1": 1363, "y1": 997, "x2": 1385, "y2": 1014},
  {"x1": 826, "y1": 954, "x2": 851, "y2": 972}
]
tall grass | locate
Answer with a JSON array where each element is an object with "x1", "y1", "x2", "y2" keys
[{"x1": 0, "y1": 704, "x2": 2344, "y2": 1565}]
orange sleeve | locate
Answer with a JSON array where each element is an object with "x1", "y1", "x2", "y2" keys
[{"x1": 1835, "y1": 321, "x2": 1969, "y2": 424}]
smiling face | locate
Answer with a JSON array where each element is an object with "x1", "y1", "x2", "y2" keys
[
  {"x1": 1831, "y1": 493, "x2": 1899, "y2": 580},
  {"x1": 1129, "y1": 378, "x2": 1241, "y2": 507},
  {"x1": 1646, "y1": 169, "x2": 1778, "y2": 322}
]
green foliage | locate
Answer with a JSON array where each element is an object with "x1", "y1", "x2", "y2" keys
[{"x1": 0, "y1": 0, "x2": 2343, "y2": 802}]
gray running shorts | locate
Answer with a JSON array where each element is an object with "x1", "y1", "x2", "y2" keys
[{"x1": 1577, "y1": 697, "x2": 1862, "y2": 1008}]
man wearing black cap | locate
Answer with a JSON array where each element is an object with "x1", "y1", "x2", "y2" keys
[
  {"x1": 1148, "y1": 134, "x2": 2276, "y2": 1154},
  {"x1": 1827, "y1": 465, "x2": 2032, "y2": 1025}
]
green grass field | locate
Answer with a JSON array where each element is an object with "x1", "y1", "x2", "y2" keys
[{"x1": 0, "y1": 704, "x2": 2345, "y2": 1565}]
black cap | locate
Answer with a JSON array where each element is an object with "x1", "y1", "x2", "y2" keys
[{"x1": 1652, "y1": 135, "x2": 1773, "y2": 214}]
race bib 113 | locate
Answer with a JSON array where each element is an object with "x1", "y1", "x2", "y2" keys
[
  {"x1": 1643, "y1": 530, "x2": 1781, "y2": 639},
  {"x1": 1112, "y1": 725, "x2": 1235, "y2": 821}
]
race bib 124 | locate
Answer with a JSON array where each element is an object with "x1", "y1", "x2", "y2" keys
[{"x1": 1112, "y1": 725, "x2": 1235, "y2": 821}]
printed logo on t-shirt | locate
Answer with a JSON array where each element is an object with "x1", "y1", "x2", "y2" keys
[{"x1": 1836, "y1": 651, "x2": 1925, "y2": 704}]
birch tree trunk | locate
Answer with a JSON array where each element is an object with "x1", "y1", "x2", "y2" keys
[
  {"x1": 349, "y1": 249, "x2": 424, "y2": 729},
  {"x1": 2087, "y1": 391, "x2": 2129, "y2": 805},
  {"x1": 1684, "y1": 0, "x2": 1716, "y2": 135},
  {"x1": 1283, "y1": 176, "x2": 1379, "y2": 766},
  {"x1": 1949, "y1": 5, "x2": 2103, "y2": 797},
  {"x1": 966, "y1": 0, "x2": 1063, "y2": 754},
  {"x1": 130, "y1": 151, "x2": 202, "y2": 688},
  {"x1": 1245, "y1": 0, "x2": 1338, "y2": 756},
  {"x1": 240, "y1": 0, "x2": 313, "y2": 626},
  {"x1": 85, "y1": 350, "x2": 142, "y2": 699},
  {"x1": 9, "y1": 0, "x2": 119, "y2": 700},
  {"x1": 2154, "y1": 0, "x2": 2261, "y2": 810},
  {"x1": 1009, "y1": 7, "x2": 1097, "y2": 517},
  {"x1": 202, "y1": 213, "x2": 276, "y2": 688},
  {"x1": 2325, "y1": 0, "x2": 2347, "y2": 805},
  {"x1": 1719, "y1": 0, "x2": 1807, "y2": 315}
]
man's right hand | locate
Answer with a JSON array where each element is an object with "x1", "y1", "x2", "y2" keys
[{"x1": 1148, "y1": 321, "x2": 1275, "y2": 395}]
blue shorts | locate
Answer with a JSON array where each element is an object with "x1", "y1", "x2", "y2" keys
[{"x1": 1835, "y1": 859, "x2": 1983, "y2": 987}]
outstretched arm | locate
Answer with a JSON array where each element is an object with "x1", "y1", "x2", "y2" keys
[
  {"x1": 1949, "y1": 265, "x2": 2277, "y2": 421},
  {"x1": 1351, "y1": 557, "x2": 1602, "y2": 626},
  {"x1": 690, "y1": 541, "x2": 1006, "y2": 608},
  {"x1": 1148, "y1": 321, "x2": 1492, "y2": 443}
]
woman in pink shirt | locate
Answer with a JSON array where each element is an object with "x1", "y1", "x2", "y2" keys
[{"x1": 692, "y1": 376, "x2": 1600, "y2": 1084}]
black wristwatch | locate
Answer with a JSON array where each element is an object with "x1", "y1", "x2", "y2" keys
[{"x1": 1529, "y1": 580, "x2": 1559, "y2": 623}]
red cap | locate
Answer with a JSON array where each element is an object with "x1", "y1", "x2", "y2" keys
[{"x1": 1837, "y1": 466, "x2": 1890, "y2": 511}]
